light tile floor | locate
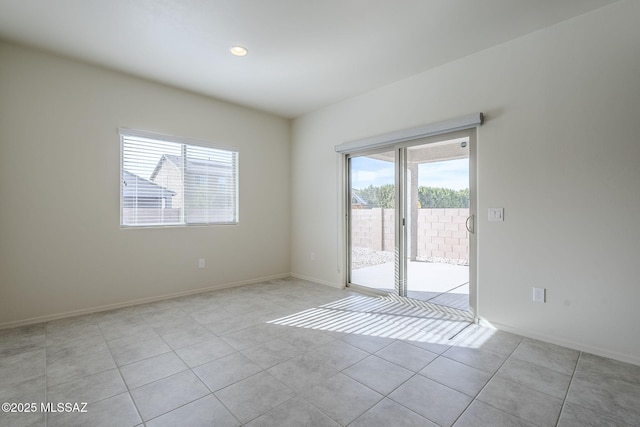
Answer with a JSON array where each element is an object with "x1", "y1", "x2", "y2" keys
[{"x1": 1, "y1": 277, "x2": 639, "y2": 426}]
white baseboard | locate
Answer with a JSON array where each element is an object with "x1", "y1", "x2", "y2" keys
[
  {"x1": 290, "y1": 272, "x2": 343, "y2": 289},
  {"x1": 0, "y1": 273, "x2": 290, "y2": 330},
  {"x1": 481, "y1": 318, "x2": 640, "y2": 367}
]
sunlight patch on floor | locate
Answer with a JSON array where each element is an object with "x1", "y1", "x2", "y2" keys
[{"x1": 267, "y1": 295, "x2": 473, "y2": 345}]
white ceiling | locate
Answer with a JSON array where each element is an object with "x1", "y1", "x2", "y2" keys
[{"x1": 0, "y1": 0, "x2": 617, "y2": 118}]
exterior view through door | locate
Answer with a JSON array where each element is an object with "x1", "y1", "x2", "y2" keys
[{"x1": 348, "y1": 133, "x2": 473, "y2": 312}]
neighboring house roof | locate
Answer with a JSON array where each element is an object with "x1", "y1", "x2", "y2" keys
[
  {"x1": 122, "y1": 170, "x2": 175, "y2": 199},
  {"x1": 150, "y1": 154, "x2": 233, "y2": 181},
  {"x1": 352, "y1": 191, "x2": 368, "y2": 206}
]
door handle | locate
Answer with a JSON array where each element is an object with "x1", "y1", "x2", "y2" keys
[{"x1": 465, "y1": 214, "x2": 475, "y2": 234}]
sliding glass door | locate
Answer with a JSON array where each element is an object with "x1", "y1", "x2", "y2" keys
[
  {"x1": 348, "y1": 150, "x2": 397, "y2": 292},
  {"x1": 405, "y1": 138, "x2": 471, "y2": 310},
  {"x1": 347, "y1": 130, "x2": 475, "y2": 312}
]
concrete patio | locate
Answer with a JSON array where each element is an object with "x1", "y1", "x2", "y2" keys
[{"x1": 351, "y1": 261, "x2": 469, "y2": 311}]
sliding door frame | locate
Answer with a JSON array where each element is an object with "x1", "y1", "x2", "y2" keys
[
  {"x1": 343, "y1": 125, "x2": 480, "y2": 317},
  {"x1": 397, "y1": 146, "x2": 408, "y2": 297},
  {"x1": 345, "y1": 146, "x2": 401, "y2": 294}
]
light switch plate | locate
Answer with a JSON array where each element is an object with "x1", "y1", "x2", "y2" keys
[{"x1": 488, "y1": 207, "x2": 504, "y2": 222}]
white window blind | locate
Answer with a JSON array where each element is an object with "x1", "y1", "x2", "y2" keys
[{"x1": 120, "y1": 129, "x2": 238, "y2": 227}]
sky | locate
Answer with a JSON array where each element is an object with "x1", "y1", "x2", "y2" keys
[{"x1": 351, "y1": 157, "x2": 468, "y2": 190}]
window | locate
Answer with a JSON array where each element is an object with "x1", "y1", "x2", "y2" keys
[{"x1": 120, "y1": 129, "x2": 238, "y2": 227}]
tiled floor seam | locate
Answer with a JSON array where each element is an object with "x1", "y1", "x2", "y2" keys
[
  {"x1": 343, "y1": 335, "x2": 397, "y2": 355},
  {"x1": 438, "y1": 348, "x2": 501, "y2": 374},
  {"x1": 128, "y1": 360, "x2": 209, "y2": 423},
  {"x1": 239, "y1": 337, "x2": 409, "y2": 425},
  {"x1": 340, "y1": 357, "x2": 417, "y2": 399},
  {"x1": 185, "y1": 343, "x2": 253, "y2": 424},
  {"x1": 212, "y1": 393, "x2": 244, "y2": 427},
  {"x1": 476, "y1": 375, "x2": 568, "y2": 426},
  {"x1": 145, "y1": 392, "x2": 242, "y2": 426},
  {"x1": 341, "y1": 349, "x2": 468, "y2": 426},
  {"x1": 449, "y1": 398, "x2": 474, "y2": 426},
  {"x1": 554, "y1": 351, "x2": 632, "y2": 427},
  {"x1": 183, "y1": 346, "x2": 239, "y2": 423},
  {"x1": 155, "y1": 345, "x2": 221, "y2": 420},
  {"x1": 383, "y1": 375, "x2": 445, "y2": 427},
  {"x1": 412, "y1": 356, "x2": 480, "y2": 399},
  {"x1": 241, "y1": 393, "x2": 300, "y2": 426},
  {"x1": 554, "y1": 350, "x2": 581, "y2": 427},
  {"x1": 450, "y1": 335, "x2": 525, "y2": 427},
  {"x1": 389, "y1": 360, "x2": 482, "y2": 427},
  {"x1": 97, "y1": 321, "x2": 146, "y2": 427},
  {"x1": 299, "y1": 384, "x2": 382, "y2": 427}
]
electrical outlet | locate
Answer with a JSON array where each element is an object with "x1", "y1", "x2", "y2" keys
[
  {"x1": 310, "y1": 252, "x2": 316, "y2": 261},
  {"x1": 198, "y1": 259, "x2": 205, "y2": 269},
  {"x1": 533, "y1": 287, "x2": 546, "y2": 303}
]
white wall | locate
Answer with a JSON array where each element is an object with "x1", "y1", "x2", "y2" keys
[
  {"x1": 291, "y1": 1, "x2": 640, "y2": 364},
  {"x1": 0, "y1": 42, "x2": 291, "y2": 326}
]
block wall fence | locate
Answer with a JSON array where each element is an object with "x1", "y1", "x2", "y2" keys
[{"x1": 351, "y1": 208, "x2": 469, "y2": 262}]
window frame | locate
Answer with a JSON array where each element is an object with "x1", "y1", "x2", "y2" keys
[{"x1": 119, "y1": 128, "x2": 239, "y2": 228}]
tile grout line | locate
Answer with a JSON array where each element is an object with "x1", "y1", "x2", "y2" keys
[
  {"x1": 412, "y1": 352, "x2": 489, "y2": 393},
  {"x1": 132, "y1": 302, "x2": 229, "y2": 424},
  {"x1": 199, "y1": 341, "x2": 331, "y2": 426},
  {"x1": 108, "y1": 299, "x2": 330, "y2": 425},
  {"x1": 45, "y1": 319, "x2": 124, "y2": 424},
  {"x1": 184, "y1": 352, "x2": 243, "y2": 427},
  {"x1": 211, "y1": 328, "x2": 395, "y2": 425},
  {"x1": 555, "y1": 351, "x2": 581, "y2": 426},
  {"x1": 336, "y1": 339, "x2": 441, "y2": 425},
  {"x1": 171, "y1": 310, "x2": 246, "y2": 427},
  {"x1": 295, "y1": 339, "x2": 398, "y2": 426},
  {"x1": 96, "y1": 319, "x2": 147, "y2": 427},
  {"x1": 236, "y1": 379, "x2": 299, "y2": 426},
  {"x1": 554, "y1": 354, "x2": 637, "y2": 426},
  {"x1": 449, "y1": 335, "x2": 525, "y2": 426},
  {"x1": 138, "y1": 312, "x2": 210, "y2": 426}
]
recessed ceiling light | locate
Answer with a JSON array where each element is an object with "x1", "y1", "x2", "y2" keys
[{"x1": 230, "y1": 46, "x2": 248, "y2": 57}]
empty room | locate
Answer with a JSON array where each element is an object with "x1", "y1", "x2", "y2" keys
[{"x1": 1, "y1": 1, "x2": 639, "y2": 426}]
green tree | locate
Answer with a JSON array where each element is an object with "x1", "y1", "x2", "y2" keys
[
  {"x1": 355, "y1": 185, "x2": 468, "y2": 209},
  {"x1": 418, "y1": 187, "x2": 469, "y2": 208},
  {"x1": 355, "y1": 184, "x2": 395, "y2": 208}
]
